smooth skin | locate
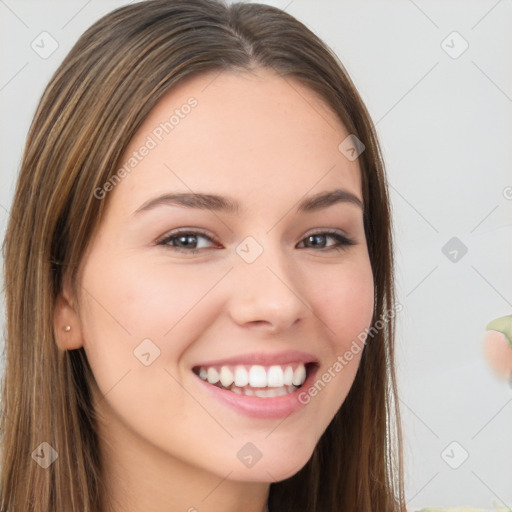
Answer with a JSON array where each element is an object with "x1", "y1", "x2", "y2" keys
[{"x1": 54, "y1": 67, "x2": 375, "y2": 512}]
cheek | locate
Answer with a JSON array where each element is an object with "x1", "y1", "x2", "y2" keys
[
  {"x1": 308, "y1": 257, "x2": 375, "y2": 350},
  {"x1": 76, "y1": 252, "x2": 214, "y2": 437},
  {"x1": 77, "y1": 251, "x2": 228, "y2": 380},
  {"x1": 291, "y1": 256, "x2": 374, "y2": 439},
  {"x1": 80, "y1": 251, "x2": 206, "y2": 337}
]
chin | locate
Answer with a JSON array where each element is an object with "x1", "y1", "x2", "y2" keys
[{"x1": 221, "y1": 443, "x2": 316, "y2": 483}]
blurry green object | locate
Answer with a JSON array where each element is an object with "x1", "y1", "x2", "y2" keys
[{"x1": 486, "y1": 314, "x2": 512, "y2": 348}]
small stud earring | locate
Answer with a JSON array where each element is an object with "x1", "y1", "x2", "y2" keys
[{"x1": 64, "y1": 325, "x2": 71, "y2": 332}]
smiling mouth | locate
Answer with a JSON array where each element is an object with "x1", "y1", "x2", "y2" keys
[{"x1": 192, "y1": 362, "x2": 317, "y2": 397}]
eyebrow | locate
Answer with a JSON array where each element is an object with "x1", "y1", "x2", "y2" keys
[{"x1": 133, "y1": 188, "x2": 364, "y2": 216}]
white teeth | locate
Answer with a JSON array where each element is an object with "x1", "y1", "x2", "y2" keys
[
  {"x1": 196, "y1": 362, "x2": 310, "y2": 392},
  {"x1": 206, "y1": 367, "x2": 219, "y2": 384},
  {"x1": 211, "y1": 384, "x2": 298, "y2": 397},
  {"x1": 250, "y1": 386, "x2": 294, "y2": 398},
  {"x1": 249, "y1": 365, "x2": 267, "y2": 387},
  {"x1": 234, "y1": 365, "x2": 249, "y2": 387},
  {"x1": 267, "y1": 365, "x2": 284, "y2": 387},
  {"x1": 292, "y1": 365, "x2": 306, "y2": 386},
  {"x1": 255, "y1": 388, "x2": 277, "y2": 398},
  {"x1": 283, "y1": 365, "x2": 294, "y2": 386},
  {"x1": 219, "y1": 366, "x2": 234, "y2": 387}
]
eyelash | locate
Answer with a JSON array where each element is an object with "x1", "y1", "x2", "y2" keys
[{"x1": 156, "y1": 228, "x2": 356, "y2": 254}]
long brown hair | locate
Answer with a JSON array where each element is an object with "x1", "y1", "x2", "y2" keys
[{"x1": 1, "y1": 1, "x2": 405, "y2": 510}]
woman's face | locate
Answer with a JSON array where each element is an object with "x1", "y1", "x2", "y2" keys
[{"x1": 75, "y1": 67, "x2": 374, "y2": 484}]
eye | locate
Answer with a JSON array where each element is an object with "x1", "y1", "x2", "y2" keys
[
  {"x1": 156, "y1": 229, "x2": 356, "y2": 254},
  {"x1": 297, "y1": 230, "x2": 356, "y2": 252},
  {"x1": 156, "y1": 228, "x2": 218, "y2": 254}
]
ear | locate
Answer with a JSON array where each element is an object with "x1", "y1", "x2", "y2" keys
[{"x1": 53, "y1": 275, "x2": 84, "y2": 351}]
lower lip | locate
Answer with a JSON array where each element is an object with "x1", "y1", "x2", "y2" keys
[{"x1": 193, "y1": 365, "x2": 319, "y2": 419}]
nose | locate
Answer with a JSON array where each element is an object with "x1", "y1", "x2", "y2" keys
[{"x1": 226, "y1": 239, "x2": 308, "y2": 334}]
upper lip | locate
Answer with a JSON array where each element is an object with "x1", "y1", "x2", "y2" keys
[{"x1": 192, "y1": 350, "x2": 319, "y2": 368}]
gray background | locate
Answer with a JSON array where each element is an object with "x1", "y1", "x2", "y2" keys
[{"x1": 1, "y1": 0, "x2": 511, "y2": 509}]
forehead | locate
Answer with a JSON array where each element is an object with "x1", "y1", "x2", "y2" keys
[{"x1": 108, "y1": 67, "x2": 363, "y2": 217}]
